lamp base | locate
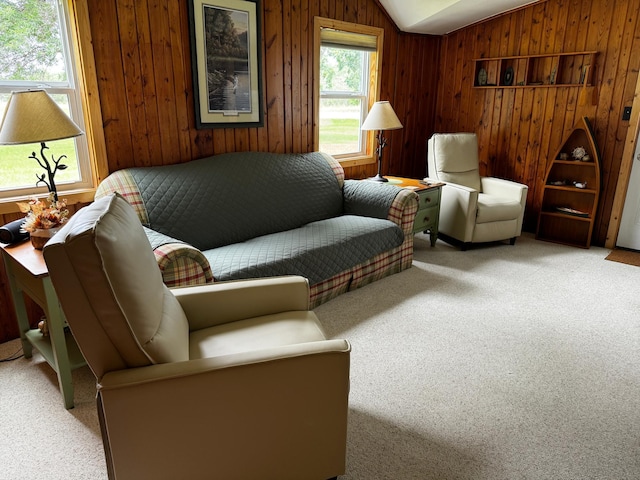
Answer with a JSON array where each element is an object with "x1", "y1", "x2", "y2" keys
[{"x1": 369, "y1": 174, "x2": 388, "y2": 182}]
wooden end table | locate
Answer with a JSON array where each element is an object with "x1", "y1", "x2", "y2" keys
[
  {"x1": 1, "y1": 240, "x2": 86, "y2": 409},
  {"x1": 385, "y1": 176, "x2": 445, "y2": 246}
]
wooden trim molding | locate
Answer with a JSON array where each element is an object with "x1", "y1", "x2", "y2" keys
[
  {"x1": 605, "y1": 72, "x2": 640, "y2": 249},
  {"x1": 68, "y1": 0, "x2": 109, "y2": 189},
  {"x1": 313, "y1": 16, "x2": 384, "y2": 165}
]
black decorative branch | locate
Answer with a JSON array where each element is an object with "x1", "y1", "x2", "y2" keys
[{"x1": 30, "y1": 142, "x2": 68, "y2": 202}]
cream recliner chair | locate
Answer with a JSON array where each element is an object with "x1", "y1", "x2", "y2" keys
[
  {"x1": 427, "y1": 133, "x2": 528, "y2": 249},
  {"x1": 43, "y1": 193, "x2": 350, "y2": 480}
]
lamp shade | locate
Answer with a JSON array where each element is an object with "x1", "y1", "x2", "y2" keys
[
  {"x1": 0, "y1": 90, "x2": 83, "y2": 145},
  {"x1": 361, "y1": 101, "x2": 403, "y2": 131}
]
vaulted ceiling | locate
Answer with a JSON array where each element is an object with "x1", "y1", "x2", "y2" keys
[{"x1": 378, "y1": 0, "x2": 539, "y2": 35}]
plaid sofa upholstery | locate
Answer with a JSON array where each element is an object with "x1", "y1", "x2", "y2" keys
[{"x1": 96, "y1": 153, "x2": 418, "y2": 308}]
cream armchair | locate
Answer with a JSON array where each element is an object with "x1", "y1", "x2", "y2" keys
[
  {"x1": 43, "y1": 193, "x2": 350, "y2": 480},
  {"x1": 427, "y1": 133, "x2": 528, "y2": 249}
]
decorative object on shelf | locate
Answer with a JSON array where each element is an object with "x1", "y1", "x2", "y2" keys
[
  {"x1": 477, "y1": 68, "x2": 488, "y2": 86},
  {"x1": 361, "y1": 101, "x2": 403, "y2": 182},
  {"x1": 559, "y1": 152, "x2": 569, "y2": 160},
  {"x1": 582, "y1": 154, "x2": 591, "y2": 162},
  {"x1": 573, "y1": 181, "x2": 588, "y2": 189},
  {"x1": 0, "y1": 89, "x2": 84, "y2": 201},
  {"x1": 556, "y1": 206, "x2": 589, "y2": 217},
  {"x1": 548, "y1": 180, "x2": 567, "y2": 186},
  {"x1": 572, "y1": 146, "x2": 587, "y2": 160},
  {"x1": 38, "y1": 316, "x2": 49, "y2": 337},
  {"x1": 502, "y1": 66, "x2": 514, "y2": 86},
  {"x1": 17, "y1": 193, "x2": 69, "y2": 249}
]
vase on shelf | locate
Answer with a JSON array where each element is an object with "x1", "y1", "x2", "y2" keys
[{"x1": 30, "y1": 227, "x2": 60, "y2": 250}]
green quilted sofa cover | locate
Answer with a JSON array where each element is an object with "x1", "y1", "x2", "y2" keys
[{"x1": 96, "y1": 152, "x2": 418, "y2": 307}]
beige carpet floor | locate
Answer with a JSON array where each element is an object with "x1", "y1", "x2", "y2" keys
[{"x1": 1, "y1": 233, "x2": 639, "y2": 479}]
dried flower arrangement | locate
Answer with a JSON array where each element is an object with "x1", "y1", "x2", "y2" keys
[{"x1": 17, "y1": 192, "x2": 69, "y2": 233}]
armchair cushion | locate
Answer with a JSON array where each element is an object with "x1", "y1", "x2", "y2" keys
[
  {"x1": 189, "y1": 311, "x2": 326, "y2": 358},
  {"x1": 429, "y1": 132, "x2": 482, "y2": 191},
  {"x1": 44, "y1": 194, "x2": 190, "y2": 378}
]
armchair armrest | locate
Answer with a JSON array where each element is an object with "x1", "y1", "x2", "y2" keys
[
  {"x1": 172, "y1": 275, "x2": 311, "y2": 330},
  {"x1": 440, "y1": 183, "x2": 479, "y2": 243},
  {"x1": 98, "y1": 340, "x2": 350, "y2": 480},
  {"x1": 144, "y1": 227, "x2": 214, "y2": 287},
  {"x1": 481, "y1": 176, "x2": 528, "y2": 201}
]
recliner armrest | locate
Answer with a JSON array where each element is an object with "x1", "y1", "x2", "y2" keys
[
  {"x1": 172, "y1": 275, "x2": 311, "y2": 330},
  {"x1": 99, "y1": 338, "x2": 350, "y2": 387},
  {"x1": 439, "y1": 182, "x2": 479, "y2": 243},
  {"x1": 481, "y1": 176, "x2": 528, "y2": 200}
]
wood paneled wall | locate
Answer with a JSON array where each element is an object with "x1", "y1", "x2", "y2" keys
[
  {"x1": 4, "y1": 0, "x2": 637, "y2": 343},
  {"x1": 85, "y1": 0, "x2": 440, "y2": 179},
  {"x1": 435, "y1": 0, "x2": 640, "y2": 242},
  {"x1": 0, "y1": 0, "x2": 440, "y2": 343}
]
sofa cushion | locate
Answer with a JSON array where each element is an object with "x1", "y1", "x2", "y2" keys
[
  {"x1": 128, "y1": 152, "x2": 344, "y2": 251},
  {"x1": 204, "y1": 215, "x2": 404, "y2": 285}
]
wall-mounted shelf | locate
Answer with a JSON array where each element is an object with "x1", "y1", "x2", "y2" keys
[
  {"x1": 536, "y1": 117, "x2": 601, "y2": 248},
  {"x1": 473, "y1": 51, "x2": 598, "y2": 88}
]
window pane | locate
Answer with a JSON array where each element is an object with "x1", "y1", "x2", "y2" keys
[
  {"x1": 0, "y1": 0, "x2": 67, "y2": 83},
  {"x1": 0, "y1": 92, "x2": 80, "y2": 192},
  {"x1": 319, "y1": 98, "x2": 362, "y2": 156},
  {"x1": 320, "y1": 46, "x2": 365, "y2": 93}
]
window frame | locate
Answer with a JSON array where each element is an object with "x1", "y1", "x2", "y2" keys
[
  {"x1": 313, "y1": 17, "x2": 384, "y2": 168},
  {"x1": 319, "y1": 46, "x2": 369, "y2": 158},
  {"x1": 0, "y1": 0, "x2": 107, "y2": 214}
]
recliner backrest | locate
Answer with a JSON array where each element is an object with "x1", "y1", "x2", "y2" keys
[
  {"x1": 43, "y1": 193, "x2": 190, "y2": 379},
  {"x1": 428, "y1": 133, "x2": 482, "y2": 191}
]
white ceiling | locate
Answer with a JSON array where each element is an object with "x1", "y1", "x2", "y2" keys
[{"x1": 378, "y1": 0, "x2": 539, "y2": 35}]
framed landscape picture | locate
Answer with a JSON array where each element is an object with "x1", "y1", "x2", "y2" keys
[{"x1": 188, "y1": 0, "x2": 263, "y2": 128}]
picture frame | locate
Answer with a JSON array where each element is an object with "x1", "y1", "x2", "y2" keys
[{"x1": 188, "y1": 0, "x2": 263, "y2": 129}]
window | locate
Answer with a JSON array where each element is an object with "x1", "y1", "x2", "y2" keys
[
  {"x1": 314, "y1": 18, "x2": 383, "y2": 166},
  {"x1": 0, "y1": 0, "x2": 92, "y2": 201}
]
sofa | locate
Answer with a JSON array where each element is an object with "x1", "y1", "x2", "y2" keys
[{"x1": 95, "y1": 151, "x2": 418, "y2": 307}]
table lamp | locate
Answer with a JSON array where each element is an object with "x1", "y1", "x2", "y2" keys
[
  {"x1": 0, "y1": 89, "x2": 84, "y2": 201},
  {"x1": 361, "y1": 100, "x2": 403, "y2": 182}
]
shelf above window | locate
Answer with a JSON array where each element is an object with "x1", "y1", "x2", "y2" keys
[{"x1": 473, "y1": 51, "x2": 598, "y2": 89}]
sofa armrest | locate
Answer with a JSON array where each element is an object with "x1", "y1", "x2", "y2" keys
[
  {"x1": 343, "y1": 180, "x2": 418, "y2": 235},
  {"x1": 172, "y1": 275, "x2": 311, "y2": 330},
  {"x1": 343, "y1": 179, "x2": 404, "y2": 218},
  {"x1": 387, "y1": 188, "x2": 419, "y2": 235},
  {"x1": 143, "y1": 227, "x2": 213, "y2": 287}
]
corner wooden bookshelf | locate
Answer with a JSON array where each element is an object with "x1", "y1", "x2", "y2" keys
[
  {"x1": 536, "y1": 117, "x2": 601, "y2": 248},
  {"x1": 473, "y1": 51, "x2": 597, "y2": 88}
]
